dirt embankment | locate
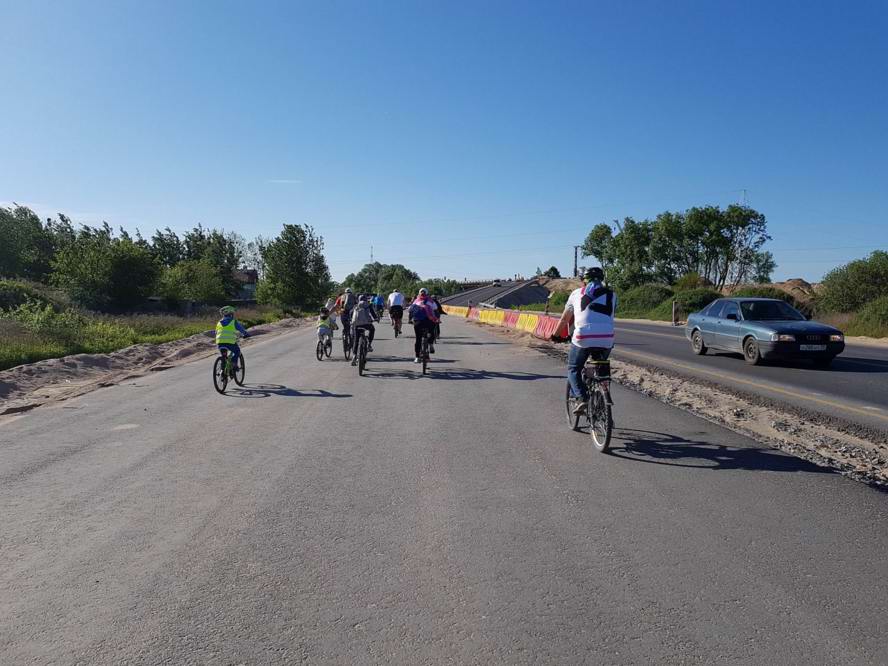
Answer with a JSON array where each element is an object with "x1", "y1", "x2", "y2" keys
[
  {"x1": 0, "y1": 317, "x2": 312, "y2": 416},
  {"x1": 471, "y1": 321, "x2": 888, "y2": 489}
]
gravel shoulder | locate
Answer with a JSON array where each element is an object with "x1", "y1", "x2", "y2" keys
[{"x1": 0, "y1": 317, "x2": 312, "y2": 417}]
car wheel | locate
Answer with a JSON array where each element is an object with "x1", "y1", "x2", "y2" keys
[
  {"x1": 743, "y1": 337, "x2": 762, "y2": 365},
  {"x1": 691, "y1": 330, "x2": 707, "y2": 355}
]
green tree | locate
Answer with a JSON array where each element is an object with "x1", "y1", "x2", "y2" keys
[
  {"x1": 52, "y1": 224, "x2": 160, "y2": 309},
  {"x1": 0, "y1": 205, "x2": 55, "y2": 280},
  {"x1": 581, "y1": 223, "x2": 615, "y2": 273},
  {"x1": 150, "y1": 227, "x2": 185, "y2": 268},
  {"x1": 544, "y1": 266, "x2": 561, "y2": 279},
  {"x1": 818, "y1": 251, "x2": 888, "y2": 313},
  {"x1": 258, "y1": 224, "x2": 330, "y2": 310},
  {"x1": 181, "y1": 225, "x2": 243, "y2": 296},
  {"x1": 159, "y1": 259, "x2": 227, "y2": 305}
]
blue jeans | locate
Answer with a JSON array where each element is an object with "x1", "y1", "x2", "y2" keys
[
  {"x1": 218, "y1": 343, "x2": 241, "y2": 368},
  {"x1": 568, "y1": 344, "x2": 610, "y2": 400}
]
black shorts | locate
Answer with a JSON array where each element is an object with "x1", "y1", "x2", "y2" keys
[{"x1": 389, "y1": 305, "x2": 404, "y2": 319}]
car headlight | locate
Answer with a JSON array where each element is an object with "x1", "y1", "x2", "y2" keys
[
  {"x1": 830, "y1": 334, "x2": 844, "y2": 342},
  {"x1": 770, "y1": 333, "x2": 796, "y2": 342}
]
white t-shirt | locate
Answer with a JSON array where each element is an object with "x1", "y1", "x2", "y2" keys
[
  {"x1": 566, "y1": 284, "x2": 616, "y2": 348},
  {"x1": 388, "y1": 292, "x2": 405, "y2": 307}
]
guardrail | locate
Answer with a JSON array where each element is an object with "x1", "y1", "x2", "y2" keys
[{"x1": 443, "y1": 304, "x2": 566, "y2": 340}]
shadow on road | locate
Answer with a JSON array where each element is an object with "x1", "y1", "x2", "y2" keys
[
  {"x1": 439, "y1": 341, "x2": 511, "y2": 346},
  {"x1": 225, "y1": 383, "x2": 352, "y2": 399},
  {"x1": 369, "y1": 355, "x2": 457, "y2": 364},
  {"x1": 607, "y1": 428, "x2": 831, "y2": 475},
  {"x1": 368, "y1": 367, "x2": 562, "y2": 381},
  {"x1": 702, "y1": 352, "x2": 888, "y2": 374}
]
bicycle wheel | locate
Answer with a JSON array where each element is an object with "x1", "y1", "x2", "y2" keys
[
  {"x1": 343, "y1": 333, "x2": 352, "y2": 360},
  {"x1": 421, "y1": 335, "x2": 429, "y2": 375},
  {"x1": 565, "y1": 382, "x2": 581, "y2": 431},
  {"x1": 324, "y1": 338, "x2": 332, "y2": 357},
  {"x1": 588, "y1": 387, "x2": 612, "y2": 452},
  {"x1": 358, "y1": 338, "x2": 367, "y2": 375},
  {"x1": 234, "y1": 354, "x2": 246, "y2": 386},
  {"x1": 316, "y1": 340, "x2": 324, "y2": 361},
  {"x1": 213, "y1": 357, "x2": 228, "y2": 394}
]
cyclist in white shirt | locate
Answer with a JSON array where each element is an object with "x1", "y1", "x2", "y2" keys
[
  {"x1": 388, "y1": 289, "x2": 405, "y2": 332},
  {"x1": 552, "y1": 267, "x2": 617, "y2": 414}
]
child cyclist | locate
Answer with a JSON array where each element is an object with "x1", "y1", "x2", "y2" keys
[
  {"x1": 317, "y1": 307, "x2": 336, "y2": 346},
  {"x1": 216, "y1": 306, "x2": 250, "y2": 376}
]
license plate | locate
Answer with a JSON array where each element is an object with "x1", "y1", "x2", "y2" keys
[{"x1": 799, "y1": 344, "x2": 826, "y2": 351}]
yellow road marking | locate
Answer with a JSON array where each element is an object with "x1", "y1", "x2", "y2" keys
[{"x1": 614, "y1": 348, "x2": 888, "y2": 423}]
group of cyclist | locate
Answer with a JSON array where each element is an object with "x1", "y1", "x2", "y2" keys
[
  {"x1": 316, "y1": 287, "x2": 446, "y2": 365},
  {"x1": 215, "y1": 267, "x2": 615, "y2": 409}
]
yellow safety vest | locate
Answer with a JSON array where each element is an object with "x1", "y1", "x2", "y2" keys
[{"x1": 215, "y1": 319, "x2": 238, "y2": 345}]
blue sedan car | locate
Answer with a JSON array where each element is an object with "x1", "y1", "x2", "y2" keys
[{"x1": 685, "y1": 298, "x2": 845, "y2": 367}]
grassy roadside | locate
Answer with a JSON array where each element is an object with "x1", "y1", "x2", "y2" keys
[{"x1": 0, "y1": 304, "x2": 287, "y2": 371}]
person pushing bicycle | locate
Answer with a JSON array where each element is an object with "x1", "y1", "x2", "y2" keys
[
  {"x1": 216, "y1": 305, "x2": 250, "y2": 377},
  {"x1": 551, "y1": 267, "x2": 616, "y2": 414}
]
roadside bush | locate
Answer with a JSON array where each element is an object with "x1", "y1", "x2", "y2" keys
[
  {"x1": 648, "y1": 288, "x2": 722, "y2": 321},
  {"x1": 845, "y1": 295, "x2": 888, "y2": 338},
  {"x1": 817, "y1": 251, "x2": 888, "y2": 313},
  {"x1": 548, "y1": 291, "x2": 570, "y2": 309},
  {"x1": 619, "y1": 284, "x2": 674, "y2": 317},
  {"x1": 673, "y1": 272, "x2": 711, "y2": 291},
  {"x1": 0, "y1": 280, "x2": 46, "y2": 310}
]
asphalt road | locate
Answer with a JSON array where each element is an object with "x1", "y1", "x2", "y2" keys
[
  {"x1": 614, "y1": 320, "x2": 888, "y2": 432},
  {"x1": 1, "y1": 317, "x2": 887, "y2": 664}
]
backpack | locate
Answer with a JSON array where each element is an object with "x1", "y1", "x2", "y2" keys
[
  {"x1": 409, "y1": 302, "x2": 429, "y2": 322},
  {"x1": 341, "y1": 292, "x2": 356, "y2": 310}
]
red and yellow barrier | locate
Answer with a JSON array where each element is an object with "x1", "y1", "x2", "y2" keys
[{"x1": 444, "y1": 305, "x2": 565, "y2": 340}]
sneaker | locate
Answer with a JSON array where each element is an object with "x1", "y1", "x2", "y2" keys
[
  {"x1": 368, "y1": 345, "x2": 374, "y2": 352},
  {"x1": 572, "y1": 400, "x2": 589, "y2": 415},
  {"x1": 429, "y1": 345, "x2": 436, "y2": 354},
  {"x1": 351, "y1": 359, "x2": 357, "y2": 366},
  {"x1": 414, "y1": 357, "x2": 421, "y2": 363}
]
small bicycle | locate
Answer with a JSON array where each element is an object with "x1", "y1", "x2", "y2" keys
[
  {"x1": 565, "y1": 359, "x2": 613, "y2": 452},
  {"x1": 316, "y1": 334, "x2": 333, "y2": 361},
  {"x1": 213, "y1": 348, "x2": 245, "y2": 394}
]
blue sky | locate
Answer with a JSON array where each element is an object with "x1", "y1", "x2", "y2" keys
[{"x1": 1, "y1": 0, "x2": 886, "y2": 282}]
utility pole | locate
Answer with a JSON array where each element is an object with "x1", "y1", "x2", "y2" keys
[
  {"x1": 741, "y1": 189, "x2": 749, "y2": 207},
  {"x1": 573, "y1": 245, "x2": 582, "y2": 278},
  {"x1": 370, "y1": 245, "x2": 374, "y2": 262}
]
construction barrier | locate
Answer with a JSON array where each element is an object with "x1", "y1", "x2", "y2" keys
[
  {"x1": 444, "y1": 304, "x2": 565, "y2": 340},
  {"x1": 443, "y1": 305, "x2": 469, "y2": 317}
]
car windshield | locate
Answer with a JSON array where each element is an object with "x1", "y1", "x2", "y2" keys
[{"x1": 740, "y1": 300, "x2": 805, "y2": 321}]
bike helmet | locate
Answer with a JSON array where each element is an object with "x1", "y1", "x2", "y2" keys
[
  {"x1": 345, "y1": 287, "x2": 352, "y2": 293},
  {"x1": 219, "y1": 305, "x2": 236, "y2": 316},
  {"x1": 583, "y1": 267, "x2": 605, "y2": 281},
  {"x1": 418, "y1": 288, "x2": 429, "y2": 297},
  {"x1": 320, "y1": 307, "x2": 329, "y2": 317}
]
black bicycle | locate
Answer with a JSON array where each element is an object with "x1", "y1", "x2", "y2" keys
[
  {"x1": 355, "y1": 328, "x2": 369, "y2": 375},
  {"x1": 342, "y1": 324, "x2": 353, "y2": 361},
  {"x1": 565, "y1": 359, "x2": 613, "y2": 452},
  {"x1": 213, "y1": 348, "x2": 245, "y2": 394},
  {"x1": 419, "y1": 328, "x2": 433, "y2": 375}
]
